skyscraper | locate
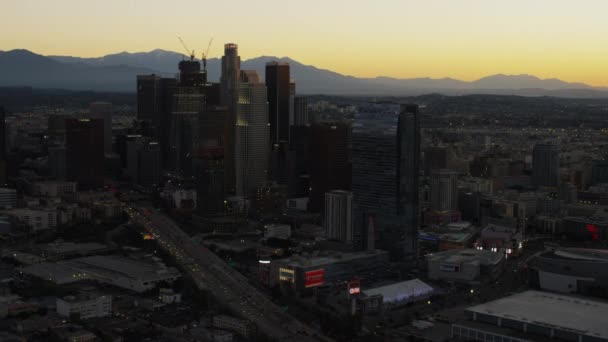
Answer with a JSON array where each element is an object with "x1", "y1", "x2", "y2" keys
[
  {"x1": 65, "y1": 118, "x2": 105, "y2": 189},
  {"x1": 127, "y1": 138, "x2": 161, "y2": 188},
  {"x1": 136, "y1": 74, "x2": 175, "y2": 167},
  {"x1": 352, "y1": 104, "x2": 420, "y2": 260},
  {"x1": 294, "y1": 96, "x2": 310, "y2": 126},
  {"x1": 265, "y1": 62, "x2": 291, "y2": 144},
  {"x1": 324, "y1": 190, "x2": 353, "y2": 243},
  {"x1": 430, "y1": 169, "x2": 459, "y2": 212},
  {"x1": 220, "y1": 44, "x2": 241, "y2": 194},
  {"x1": 308, "y1": 122, "x2": 351, "y2": 212},
  {"x1": 532, "y1": 142, "x2": 560, "y2": 188},
  {"x1": 0, "y1": 107, "x2": 6, "y2": 185},
  {"x1": 235, "y1": 70, "x2": 270, "y2": 197},
  {"x1": 89, "y1": 101, "x2": 113, "y2": 155}
]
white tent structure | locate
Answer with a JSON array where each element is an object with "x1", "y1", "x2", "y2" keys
[{"x1": 363, "y1": 278, "x2": 433, "y2": 307}]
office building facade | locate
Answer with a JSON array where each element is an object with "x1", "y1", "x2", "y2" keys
[{"x1": 352, "y1": 104, "x2": 420, "y2": 260}]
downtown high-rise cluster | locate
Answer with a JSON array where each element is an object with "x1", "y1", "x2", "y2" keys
[{"x1": 135, "y1": 43, "x2": 420, "y2": 261}]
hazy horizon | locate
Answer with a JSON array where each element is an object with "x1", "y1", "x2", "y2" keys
[{"x1": 1, "y1": 0, "x2": 607, "y2": 86}]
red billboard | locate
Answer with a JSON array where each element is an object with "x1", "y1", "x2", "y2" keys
[{"x1": 304, "y1": 269, "x2": 325, "y2": 288}]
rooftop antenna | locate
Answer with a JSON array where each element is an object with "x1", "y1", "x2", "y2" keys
[
  {"x1": 178, "y1": 36, "x2": 195, "y2": 61},
  {"x1": 201, "y1": 38, "x2": 214, "y2": 73}
]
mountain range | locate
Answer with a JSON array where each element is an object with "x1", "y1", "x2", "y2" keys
[{"x1": 0, "y1": 49, "x2": 606, "y2": 98}]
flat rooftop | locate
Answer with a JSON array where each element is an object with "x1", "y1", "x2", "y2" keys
[
  {"x1": 426, "y1": 248, "x2": 503, "y2": 266},
  {"x1": 466, "y1": 291, "x2": 608, "y2": 340},
  {"x1": 280, "y1": 250, "x2": 389, "y2": 268},
  {"x1": 363, "y1": 278, "x2": 433, "y2": 303}
]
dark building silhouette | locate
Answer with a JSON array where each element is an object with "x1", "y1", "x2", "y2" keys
[
  {"x1": 0, "y1": 107, "x2": 6, "y2": 184},
  {"x1": 194, "y1": 147, "x2": 225, "y2": 215},
  {"x1": 591, "y1": 160, "x2": 608, "y2": 186},
  {"x1": 220, "y1": 43, "x2": 241, "y2": 194},
  {"x1": 424, "y1": 146, "x2": 448, "y2": 176},
  {"x1": 289, "y1": 125, "x2": 312, "y2": 197},
  {"x1": 65, "y1": 118, "x2": 104, "y2": 189},
  {"x1": 89, "y1": 101, "x2": 113, "y2": 154},
  {"x1": 308, "y1": 122, "x2": 351, "y2": 212},
  {"x1": 137, "y1": 75, "x2": 175, "y2": 167},
  {"x1": 127, "y1": 137, "x2": 161, "y2": 188},
  {"x1": 266, "y1": 62, "x2": 291, "y2": 144},
  {"x1": 352, "y1": 104, "x2": 420, "y2": 261},
  {"x1": 532, "y1": 142, "x2": 560, "y2": 188}
]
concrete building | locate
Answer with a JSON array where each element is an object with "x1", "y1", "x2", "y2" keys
[
  {"x1": 4, "y1": 208, "x2": 57, "y2": 231},
  {"x1": 65, "y1": 118, "x2": 105, "y2": 189},
  {"x1": 213, "y1": 315, "x2": 255, "y2": 338},
  {"x1": 127, "y1": 138, "x2": 161, "y2": 188},
  {"x1": 532, "y1": 142, "x2": 560, "y2": 188},
  {"x1": 527, "y1": 248, "x2": 608, "y2": 298},
  {"x1": 89, "y1": 101, "x2": 113, "y2": 155},
  {"x1": 235, "y1": 70, "x2": 269, "y2": 197},
  {"x1": 294, "y1": 96, "x2": 309, "y2": 126},
  {"x1": 324, "y1": 190, "x2": 353, "y2": 243},
  {"x1": 56, "y1": 293, "x2": 111, "y2": 320},
  {"x1": 270, "y1": 250, "x2": 389, "y2": 291},
  {"x1": 430, "y1": 169, "x2": 459, "y2": 211},
  {"x1": 453, "y1": 291, "x2": 608, "y2": 342},
  {"x1": 419, "y1": 221, "x2": 479, "y2": 252},
  {"x1": 31, "y1": 181, "x2": 76, "y2": 198},
  {"x1": 263, "y1": 224, "x2": 291, "y2": 240},
  {"x1": 0, "y1": 188, "x2": 16, "y2": 209},
  {"x1": 427, "y1": 249, "x2": 505, "y2": 283},
  {"x1": 21, "y1": 255, "x2": 181, "y2": 292}
]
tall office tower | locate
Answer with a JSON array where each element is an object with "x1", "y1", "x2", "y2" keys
[
  {"x1": 48, "y1": 146, "x2": 67, "y2": 180},
  {"x1": 294, "y1": 96, "x2": 309, "y2": 126},
  {"x1": 532, "y1": 142, "x2": 560, "y2": 188},
  {"x1": 324, "y1": 190, "x2": 353, "y2": 242},
  {"x1": 137, "y1": 74, "x2": 161, "y2": 122},
  {"x1": 65, "y1": 118, "x2": 105, "y2": 189},
  {"x1": 235, "y1": 70, "x2": 270, "y2": 197},
  {"x1": 352, "y1": 104, "x2": 420, "y2": 260},
  {"x1": 424, "y1": 146, "x2": 449, "y2": 176},
  {"x1": 309, "y1": 122, "x2": 351, "y2": 212},
  {"x1": 48, "y1": 114, "x2": 68, "y2": 144},
  {"x1": 126, "y1": 138, "x2": 161, "y2": 188},
  {"x1": 169, "y1": 58, "x2": 208, "y2": 177},
  {"x1": 220, "y1": 44, "x2": 241, "y2": 194},
  {"x1": 137, "y1": 74, "x2": 175, "y2": 166},
  {"x1": 89, "y1": 101, "x2": 113, "y2": 154},
  {"x1": 193, "y1": 147, "x2": 225, "y2": 215},
  {"x1": 430, "y1": 169, "x2": 459, "y2": 211},
  {"x1": 289, "y1": 125, "x2": 311, "y2": 197},
  {"x1": 0, "y1": 107, "x2": 6, "y2": 185},
  {"x1": 265, "y1": 62, "x2": 291, "y2": 144},
  {"x1": 289, "y1": 81, "x2": 296, "y2": 133}
]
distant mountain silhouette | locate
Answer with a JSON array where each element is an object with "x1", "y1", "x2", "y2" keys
[{"x1": 1, "y1": 49, "x2": 606, "y2": 97}]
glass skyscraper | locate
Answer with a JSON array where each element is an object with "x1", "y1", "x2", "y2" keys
[{"x1": 352, "y1": 104, "x2": 420, "y2": 261}]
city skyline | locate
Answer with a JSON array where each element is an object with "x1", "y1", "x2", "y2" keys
[{"x1": 2, "y1": 0, "x2": 607, "y2": 86}]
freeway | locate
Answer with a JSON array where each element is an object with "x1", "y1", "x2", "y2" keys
[{"x1": 122, "y1": 203, "x2": 330, "y2": 342}]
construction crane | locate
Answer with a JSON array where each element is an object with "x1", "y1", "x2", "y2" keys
[
  {"x1": 201, "y1": 38, "x2": 214, "y2": 72},
  {"x1": 178, "y1": 36, "x2": 195, "y2": 61}
]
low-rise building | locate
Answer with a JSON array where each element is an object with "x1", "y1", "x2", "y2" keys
[
  {"x1": 527, "y1": 248, "x2": 608, "y2": 298},
  {"x1": 0, "y1": 188, "x2": 17, "y2": 210},
  {"x1": 427, "y1": 249, "x2": 505, "y2": 284},
  {"x1": 212, "y1": 315, "x2": 255, "y2": 338},
  {"x1": 56, "y1": 293, "x2": 112, "y2": 320},
  {"x1": 270, "y1": 250, "x2": 390, "y2": 291},
  {"x1": 32, "y1": 181, "x2": 77, "y2": 198},
  {"x1": 21, "y1": 255, "x2": 181, "y2": 292},
  {"x1": 3, "y1": 208, "x2": 57, "y2": 231},
  {"x1": 453, "y1": 291, "x2": 608, "y2": 342},
  {"x1": 361, "y1": 279, "x2": 433, "y2": 310}
]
